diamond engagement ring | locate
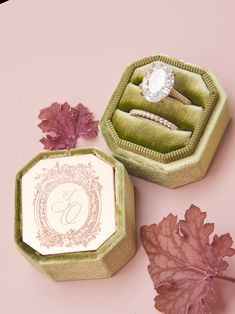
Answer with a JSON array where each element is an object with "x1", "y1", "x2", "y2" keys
[
  {"x1": 130, "y1": 109, "x2": 178, "y2": 130},
  {"x1": 139, "y1": 62, "x2": 192, "y2": 105}
]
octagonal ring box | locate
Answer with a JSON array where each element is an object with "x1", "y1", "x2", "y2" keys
[
  {"x1": 14, "y1": 148, "x2": 136, "y2": 281},
  {"x1": 101, "y1": 55, "x2": 231, "y2": 188}
]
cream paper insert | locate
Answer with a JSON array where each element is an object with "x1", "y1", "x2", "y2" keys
[{"x1": 22, "y1": 154, "x2": 116, "y2": 255}]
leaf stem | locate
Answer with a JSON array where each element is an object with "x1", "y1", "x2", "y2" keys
[{"x1": 215, "y1": 275, "x2": 235, "y2": 284}]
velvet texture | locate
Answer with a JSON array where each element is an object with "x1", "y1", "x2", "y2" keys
[
  {"x1": 100, "y1": 55, "x2": 231, "y2": 187},
  {"x1": 15, "y1": 148, "x2": 136, "y2": 281},
  {"x1": 113, "y1": 109, "x2": 191, "y2": 153}
]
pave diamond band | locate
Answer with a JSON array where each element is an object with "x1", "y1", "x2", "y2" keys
[
  {"x1": 129, "y1": 109, "x2": 178, "y2": 130},
  {"x1": 139, "y1": 62, "x2": 192, "y2": 105},
  {"x1": 169, "y1": 88, "x2": 192, "y2": 105}
]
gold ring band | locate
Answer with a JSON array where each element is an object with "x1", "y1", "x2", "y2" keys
[
  {"x1": 169, "y1": 88, "x2": 192, "y2": 105},
  {"x1": 129, "y1": 109, "x2": 178, "y2": 130}
]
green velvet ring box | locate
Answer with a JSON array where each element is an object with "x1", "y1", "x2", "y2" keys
[
  {"x1": 100, "y1": 55, "x2": 231, "y2": 188},
  {"x1": 14, "y1": 148, "x2": 136, "y2": 281}
]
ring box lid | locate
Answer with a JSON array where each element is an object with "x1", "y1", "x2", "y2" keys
[
  {"x1": 22, "y1": 153, "x2": 116, "y2": 255},
  {"x1": 15, "y1": 148, "x2": 136, "y2": 281}
]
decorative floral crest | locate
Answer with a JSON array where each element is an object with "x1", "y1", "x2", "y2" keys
[{"x1": 33, "y1": 162, "x2": 102, "y2": 249}]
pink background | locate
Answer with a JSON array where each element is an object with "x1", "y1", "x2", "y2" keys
[{"x1": 1, "y1": 1, "x2": 235, "y2": 313}]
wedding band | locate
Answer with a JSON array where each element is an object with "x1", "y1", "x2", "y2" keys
[
  {"x1": 139, "y1": 62, "x2": 192, "y2": 105},
  {"x1": 130, "y1": 109, "x2": 178, "y2": 130}
]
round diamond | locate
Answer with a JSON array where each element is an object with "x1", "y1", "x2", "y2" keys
[{"x1": 140, "y1": 62, "x2": 175, "y2": 102}]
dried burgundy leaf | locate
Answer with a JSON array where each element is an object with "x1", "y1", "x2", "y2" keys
[
  {"x1": 140, "y1": 205, "x2": 235, "y2": 314},
  {"x1": 38, "y1": 102, "x2": 98, "y2": 150},
  {"x1": 74, "y1": 103, "x2": 99, "y2": 138}
]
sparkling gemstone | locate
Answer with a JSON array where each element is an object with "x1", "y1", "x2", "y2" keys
[{"x1": 140, "y1": 62, "x2": 175, "y2": 102}]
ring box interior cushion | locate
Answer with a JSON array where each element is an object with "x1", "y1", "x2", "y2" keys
[
  {"x1": 101, "y1": 55, "x2": 231, "y2": 187},
  {"x1": 14, "y1": 148, "x2": 136, "y2": 281}
]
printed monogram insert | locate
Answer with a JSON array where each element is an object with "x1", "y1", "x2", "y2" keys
[{"x1": 22, "y1": 154, "x2": 116, "y2": 255}]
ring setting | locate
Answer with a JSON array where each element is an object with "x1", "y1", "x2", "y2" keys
[{"x1": 139, "y1": 62, "x2": 191, "y2": 105}]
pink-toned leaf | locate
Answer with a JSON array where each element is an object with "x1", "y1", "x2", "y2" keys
[
  {"x1": 38, "y1": 102, "x2": 98, "y2": 150},
  {"x1": 140, "y1": 205, "x2": 235, "y2": 314},
  {"x1": 75, "y1": 103, "x2": 99, "y2": 138}
]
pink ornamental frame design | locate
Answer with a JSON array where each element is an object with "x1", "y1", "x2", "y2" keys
[{"x1": 33, "y1": 162, "x2": 102, "y2": 249}]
